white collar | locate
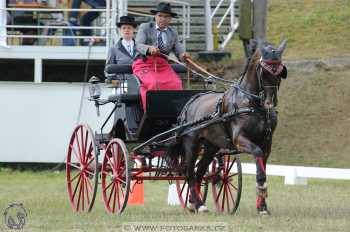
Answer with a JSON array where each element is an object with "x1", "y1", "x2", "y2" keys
[
  {"x1": 155, "y1": 23, "x2": 168, "y2": 31},
  {"x1": 122, "y1": 39, "x2": 134, "y2": 44}
]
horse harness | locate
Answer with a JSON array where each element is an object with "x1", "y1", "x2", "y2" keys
[
  {"x1": 176, "y1": 57, "x2": 284, "y2": 142},
  {"x1": 214, "y1": 58, "x2": 284, "y2": 141}
]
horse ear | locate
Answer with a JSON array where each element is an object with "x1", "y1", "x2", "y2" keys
[{"x1": 277, "y1": 39, "x2": 288, "y2": 55}]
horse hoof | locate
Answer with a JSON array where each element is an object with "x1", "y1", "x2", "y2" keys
[
  {"x1": 198, "y1": 205, "x2": 209, "y2": 213},
  {"x1": 187, "y1": 204, "x2": 196, "y2": 213}
]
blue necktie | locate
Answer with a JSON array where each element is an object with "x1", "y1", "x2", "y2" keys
[
  {"x1": 127, "y1": 44, "x2": 133, "y2": 56},
  {"x1": 157, "y1": 30, "x2": 166, "y2": 53}
]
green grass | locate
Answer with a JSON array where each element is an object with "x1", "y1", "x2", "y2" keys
[
  {"x1": 227, "y1": 0, "x2": 350, "y2": 60},
  {"x1": 0, "y1": 170, "x2": 349, "y2": 232},
  {"x1": 269, "y1": 67, "x2": 350, "y2": 168}
]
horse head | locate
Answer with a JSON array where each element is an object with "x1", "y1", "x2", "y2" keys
[{"x1": 258, "y1": 39, "x2": 288, "y2": 109}]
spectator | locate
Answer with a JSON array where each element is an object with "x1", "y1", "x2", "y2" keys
[{"x1": 68, "y1": 0, "x2": 106, "y2": 44}]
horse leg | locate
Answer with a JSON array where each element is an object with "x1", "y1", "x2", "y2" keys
[
  {"x1": 256, "y1": 139, "x2": 273, "y2": 215},
  {"x1": 183, "y1": 137, "x2": 200, "y2": 212},
  {"x1": 194, "y1": 143, "x2": 218, "y2": 212},
  {"x1": 234, "y1": 135, "x2": 269, "y2": 215}
]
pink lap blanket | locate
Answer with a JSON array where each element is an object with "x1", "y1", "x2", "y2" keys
[{"x1": 132, "y1": 56, "x2": 183, "y2": 111}]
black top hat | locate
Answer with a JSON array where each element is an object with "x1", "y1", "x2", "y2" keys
[
  {"x1": 117, "y1": 16, "x2": 138, "y2": 28},
  {"x1": 150, "y1": 2, "x2": 178, "y2": 18}
]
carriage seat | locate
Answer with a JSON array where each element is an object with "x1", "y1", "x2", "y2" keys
[
  {"x1": 105, "y1": 63, "x2": 187, "y2": 105},
  {"x1": 105, "y1": 63, "x2": 187, "y2": 76}
]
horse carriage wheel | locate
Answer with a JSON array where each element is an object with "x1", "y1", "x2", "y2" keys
[
  {"x1": 66, "y1": 124, "x2": 99, "y2": 212},
  {"x1": 101, "y1": 138, "x2": 131, "y2": 214},
  {"x1": 211, "y1": 155, "x2": 242, "y2": 214}
]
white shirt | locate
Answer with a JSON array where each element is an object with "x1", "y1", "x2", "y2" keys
[
  {"x1": 156, "y1": 24, "x2": 168, "y2": 45},
  {"x1": 121, "y1": 39, "x2": 134, "y2": 56}
]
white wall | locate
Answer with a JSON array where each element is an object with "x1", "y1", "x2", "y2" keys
[{"x1": 0, "y1": 82, "x2": 114, "y2": 162}]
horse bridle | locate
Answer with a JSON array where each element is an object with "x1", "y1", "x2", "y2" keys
[{"x1": 255, "y1": 58, "x2": 285, "y2": 106}]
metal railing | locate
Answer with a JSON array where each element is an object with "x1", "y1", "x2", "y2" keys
[
  {"x1": 2, "y1": 0, "x2": 122, "y2": 50},
  {"x1": 205, "y1": 0, "x2": 239, "y2": 51},
  {"x1": 1, "y1": 0, "x2": 191, "y2": 50}
]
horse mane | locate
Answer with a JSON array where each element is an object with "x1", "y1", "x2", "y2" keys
[{"x1": 245, "y1": 49, "x2": 261, "y2": 79}]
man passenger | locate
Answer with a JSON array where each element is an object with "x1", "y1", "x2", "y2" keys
[{"x1": 133, "y1": 2, "x2": 191, "y2": 111}]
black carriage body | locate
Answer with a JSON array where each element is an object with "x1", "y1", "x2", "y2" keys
[
  {"x1": 138, "y1": 90, "x2": 206, "y2": 141},
  {"x1": 105, "y1": 64, "x2": 208, "y2": 142}
]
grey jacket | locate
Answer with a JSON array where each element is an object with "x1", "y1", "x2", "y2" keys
[
  {"x1": 105, "y1": 39, "x2": 139, "y2": 79},
  {"x1": 135, "y1": 22, "x2": 185, "y2": 60},
  {"x1": 105, "y1": 38, "x2": 139, "y2": 66}
]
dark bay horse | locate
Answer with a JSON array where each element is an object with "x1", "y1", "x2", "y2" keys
[{"x1": 169, "y1": 40, "x2": 288, "y2": 214}]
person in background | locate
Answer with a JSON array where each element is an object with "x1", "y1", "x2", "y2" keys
[
  {"x1": 68, "y1": 0, "x2": 106, "y2": 44},
  {"x1": 133, "y1": 2, "x2": 191, "y2": 111}
]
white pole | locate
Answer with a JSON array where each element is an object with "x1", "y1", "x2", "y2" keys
[
  {"x1": 34, "y1": 58, "x2": 42, "y2": 83},
  {"x1": 205, "y1": 0, "x2": 213, "y2": 51},
  {"x1": 106, "y1": 0, "x2": 111, "y2": 51},
  {"x1": 182, "y1": 5, "x2": 186, "y2": 49}
]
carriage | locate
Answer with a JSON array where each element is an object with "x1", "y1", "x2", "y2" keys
[{"x1": 65, "y1": 62, "x2": 243, "y2": 214}]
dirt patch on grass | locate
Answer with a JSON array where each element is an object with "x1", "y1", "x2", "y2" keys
[{"x1": 285, "y1": 57, "x2": 350, "y2": 73}]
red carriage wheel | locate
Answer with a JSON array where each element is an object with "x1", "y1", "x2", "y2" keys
[
  {"x1": 175, "y1": 178, "x2": 208, "y2": 210},
  {"x1": 101, "y1": 138, "x2": 130, "y2": 214},
  {"x1": 211, "y1": 155, "x2": 242, "y2": 214},
  {"x1": 66, "y1": 124, "x2": 99, "y2": 212}
]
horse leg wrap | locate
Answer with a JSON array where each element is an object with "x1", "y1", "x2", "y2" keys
[
  {"x1": 256, "y1": 183, "x2": 268, "y2": 198},
  {"x1": 256, "y1": 183, "x2": 268, "y2": 210}
]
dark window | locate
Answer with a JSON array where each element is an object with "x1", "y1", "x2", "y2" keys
[
  {"x1": 42, "y1": 59, "x2": 105, "y2": 82},
  {"x1": 0, "y1": 59, "x2": 34, "y2": 81}
]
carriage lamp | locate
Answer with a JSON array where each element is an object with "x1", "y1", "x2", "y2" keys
[{"x1": 88, "y1": 76, "x2": 102, "y2": 99}]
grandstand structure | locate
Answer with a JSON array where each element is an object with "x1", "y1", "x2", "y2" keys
[{"x1": 1, "y1": 0, "x2": 239, "y2": 83}]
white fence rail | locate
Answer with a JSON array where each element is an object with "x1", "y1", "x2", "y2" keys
[
  {"x1": 167, "y1": 162, "x2": 350, "y2": 205},
  {"x1": 240, "y1": 163, "x2": 350, "y2": 185}
]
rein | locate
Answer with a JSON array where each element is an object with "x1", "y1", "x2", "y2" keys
[
  {"x1": 159, "y1": 53, "x2": 236, "y2": 85},
  {"x1": 161, "y1": 52, "x2": 281, "y2": 111}
]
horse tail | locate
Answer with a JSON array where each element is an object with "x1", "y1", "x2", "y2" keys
[{"x1": 165, "y1": 139, "x2": 184, "y2": 167}]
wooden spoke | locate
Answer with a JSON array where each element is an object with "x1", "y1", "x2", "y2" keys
[
  {"x1": 68, "y1": 162, "x2": 81, "y2": 170},
  {"x1": 103, "y1": 181, "x2": 114, "y2": 192},
  {"x1": 69, "y1": 170, "x2": 81, "y2": 183},
  {"x1": 107, "y1": 182, "x2": 116, "y2": 206},
  {"x1": 72, "y1": 174, "x2": 82, "y2": 200}
]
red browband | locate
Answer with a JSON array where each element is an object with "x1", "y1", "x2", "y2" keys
[{"x1": 260, "y1": 59, "x2": 284, "y2": 76}]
